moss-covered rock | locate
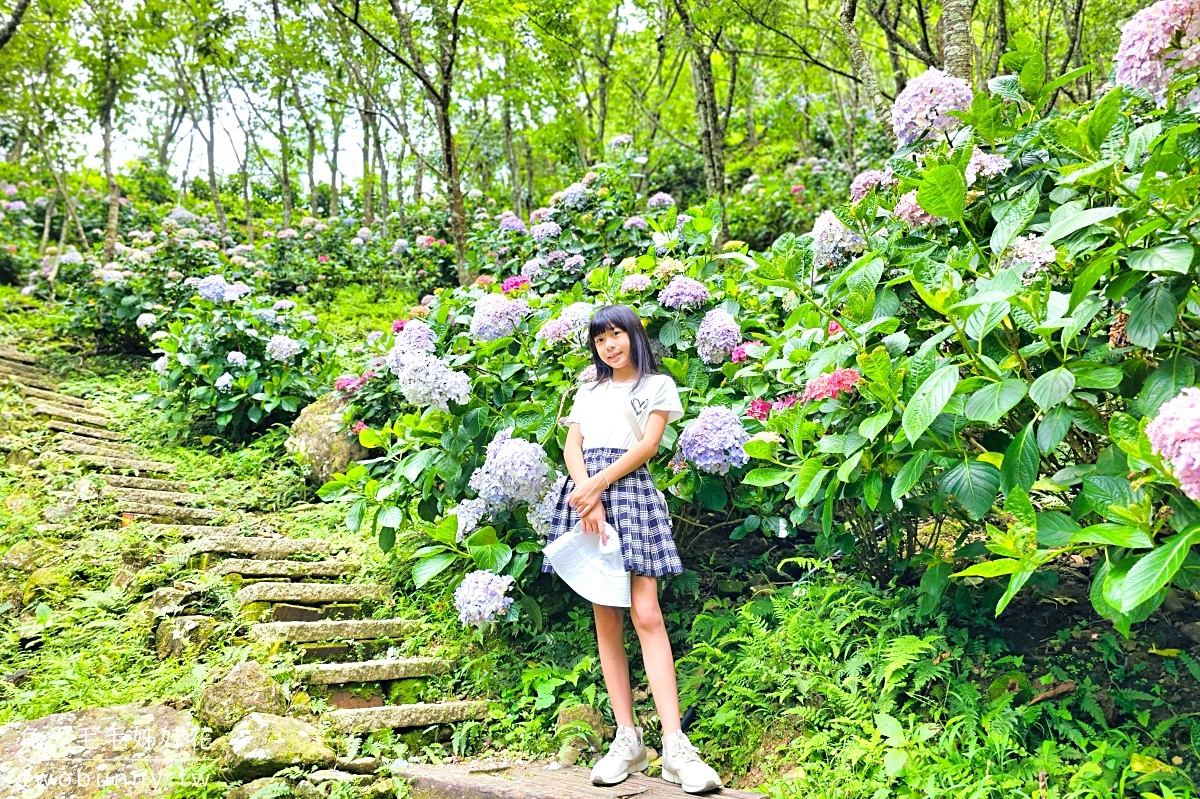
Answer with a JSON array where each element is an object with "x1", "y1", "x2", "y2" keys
[
  {"x1": 22, "y1": 565, "x2": 69, "y2": 605},
  {"x1": 196, "y1": 661, "x2": 287, "y2": 734},
  {"x1": 155, "y1": 615, "x2": 216, "y2": 659},
  {"x1": 2, "y1": 538, "x2": 55, "y2": 572},
  {"x1": 285, "y1": 394, "x2": 367, "y2": 486},
  {"x1": 211, "y1": 712, "x2": 336, "y2": 781}
]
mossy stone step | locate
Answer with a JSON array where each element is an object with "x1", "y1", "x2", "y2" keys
[
  {"x1": 30, "y1": 403, "x2": 111, "y2": 429},
  {"x1": 120, "y1": 501, "x2": 220, "y2": 521},
  {"x1": 0, "y1": 347, "x2": 38, "y2": 365},
  {"x1": 57, "y1": 435, "x2": 139, "y2": 458},
  {"x1": 75, "y1": 453, "x2": 177, "y2": 474},
  {"x1": 296, "y1": 658, "x2": 451, "y2": 686},
  {"x1": 98, "y1": 474, "x2": 189, "y2": 492},
  {"x1": 0, "y1": 359, "x2": 54, "y2": 381},
  {"x1": 5, "y1": 372, "x2": 60, "y2": 392},
  {"x1": 105, "y1": 486, "x2": 206, "y2": 505},
  {"x1": 250, "y1": 618, "x2": 419, "y2": 644},
  {"x1": 211, "y1": 558, "x2": 350, "y2": 578},
  {"x1": 327, "y1": 701, "x2": 489, "y2": 734},
  {"x1": 235, "y1": 582, "x2": 385, "y2": 605},
  {"x1": 19, "y1": 386, "x2": 91, "y2": 408},
  {"x1": 138, "y1": 523, "x2": 239, "y2": 537},
  {"x1": 184, "y1": 536, "x2": 335, "y2": 561},
  {"x1": 46, "y1": 419, "x2": 127, "y2": 442}
]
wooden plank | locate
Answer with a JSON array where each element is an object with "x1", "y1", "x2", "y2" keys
[{"x1": 398, "y1": 763, "x2": 761, "y2": 799}]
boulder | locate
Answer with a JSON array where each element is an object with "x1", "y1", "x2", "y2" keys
[
  {"x1": 147, "y1": 587, "x2": 190, "y2": 616},
  {"x1": 227, "y1": 777, "x2": 289, "y2": 799},
  {"x1": 2, "y1": 539, "x2": 55, "y2": 572},
  {"x1": 155, "y1": 615, "x2": 216, "y2": 660},
  {"x1": 23, "y1": 565, "x2": 69, "y2": 605},
  {"x1": 285, "y1": 394, "x2": 367, "y2": 486},
  {"x1": 0, "y1": 702, "x2": 196, "y2": 798},
  {"x1": 196, "y1": 662, "x2": 286, "y2": 734},
  {"x1": 211, "y1": 713, "x2": 335, "y2": 781},
  {"x1": 556, "y1": 704, "x2": 607, "y2": 749}
]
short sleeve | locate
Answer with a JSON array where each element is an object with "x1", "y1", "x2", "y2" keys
[
  {"x1": 562, "y1": 386, "x2": 589, "y2": 426},
  {"x1": 649, "y1": 377, "x2": 684, "y2": 423}
]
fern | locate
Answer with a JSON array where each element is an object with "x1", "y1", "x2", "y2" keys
[
  {"x1": 1179, "y1": 651, "x2": 1200, "y2": 684},
  {"x1": 879, "y1": 634, "x2": 938, "y2": 695}
]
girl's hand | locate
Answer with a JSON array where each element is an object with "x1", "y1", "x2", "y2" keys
[
  {"x1": 580, "y1": 502, "x2": 607, "y2": 541},
  {"x1": 567, "y1": 475, "x2": 605, "y2": 518}
]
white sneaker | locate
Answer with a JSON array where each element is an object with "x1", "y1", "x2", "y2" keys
[
  {"x1": 661, "y1": 730, "x2": 722, "y2": 793},
  {"x1": 590, "y1": 725, "x2": 649, "y2": 785}
]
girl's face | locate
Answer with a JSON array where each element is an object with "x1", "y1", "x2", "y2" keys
[{"x1": 594, "y1": 326, "x2": 631, "y2": 370}]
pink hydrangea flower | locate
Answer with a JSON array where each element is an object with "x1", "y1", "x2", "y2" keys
[
  {"x1": 828, "y1": 320, "x2": 843, "y2": 335},
  {"x1": 353, "y1": 420, "x2": 368, "y2": 434},
  {"x1": 731, "y1": 341, "x2": 755, "y2": 363},
  {"x1": 801, "y1": 368, "x2": 861, "y2": 402},
  {"x1": 965, "y1": 147, "x2": 1012, "y2": 186},
  {"x1": 746, "y1": 399, "x2": 772, "y2": 421},
  {"x1": 502, "y1": 274, "x2": 531, "y2": 294},
  {"x1": 393, "y1": 319, "x2": 407, "y2": 332},
  {"x1": 894, "y1": 191, "x2": 939, "y2": 228},
  {"x1": 1115, "y1": 0, "x2": 1200, "y2": 107},
  {"x1": 772, "y1": 393, "x2": 800, "y2": 411},
  {"x1": 891, "y1": 67, "x2": 974, "y2": 146},
  {"x1": 1147, "y1": 386, "x2": 1200, "y2": 500},
  {"x1": 849, "y1": 169, "x2": 897, "y2": 201}
]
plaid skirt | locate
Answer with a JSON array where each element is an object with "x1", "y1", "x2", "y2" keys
[{"x1": 542, "y1": 447, "x2": 683, "y2": 578}]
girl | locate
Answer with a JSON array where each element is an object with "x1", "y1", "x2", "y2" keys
[{"x1": 542, "y1": 304, "x2": 721, "y2": 794}]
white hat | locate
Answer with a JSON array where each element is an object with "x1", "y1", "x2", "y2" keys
[{"x1": 543, "y1": 522, "x2": 631, "y2": 607}]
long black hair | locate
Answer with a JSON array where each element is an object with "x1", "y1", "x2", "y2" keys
[{"x1": 587, "y1": 304, "x2": 660, "y2": 389}]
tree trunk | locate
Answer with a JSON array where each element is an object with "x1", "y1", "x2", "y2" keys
[
  {"x1": 394, "y1": 147, "x2": 406, "y2": 227},
  {"x1": 328, "y1": 113, "x2": 341, "y2": 217},
  {"x1": 672, "y1": 0, "x2": 725, "y2": 201},
  {"x1": 200, "y1": 68, "x2": 228, "y2": 238},
  {"x1": 373, "y1": 117, "x2": 390, "y2": 233},
  {"x1": 275, "y1": 92, "x2": 293, "y2": 227},
  {"x1": 413, "y1": 156, "x2": 423, "y2": 208},
  {"x1": 7, "y1": 130, "x2": 25, "y2": 163},
  {"x1": 940, "y1": 0, "x2": 975, "y2": 83},
  {"x1": 360, "y1": 104, "x2": 374, "y2": 226},
  {"x1": 38, "y1": 193, "x2": 55, "y2": 254},
  {"x1": 101, "y1": 90, "x2": 120, "y2": 262},
  {"x1": 0, "y1": 0, "x2": 31, "y2": 52},
  {"x1": 243, "y1": 127, "x2": 254, "y2": 247},
  {"x1": 503, "y1": 99, "x2": 521, "y2": 214},
  {"x1": 433, "y1": 97, "x2": 468, "y2": 284},
  {"x1": 289, "y1": 79, "x2": 318, "y2": 217},
  {"x1": 838, "y1": 0, "x2": 894, "y2": 140}
]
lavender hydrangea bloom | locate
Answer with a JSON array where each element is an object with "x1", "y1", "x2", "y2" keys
[
  {"x1": 1115, "y1": 0, "x2": 1200, "y2": 107},
  {"x1": 891, "y1": 67, "x2": 974, "y2": 146},
  {"x1": 265, "y1": 334, "x2": 302, "y2": 361},
  {"x1": 849, "y1": 169, "x2": 897, "y2": 201},
  {"x1": 468, "y1": 428, "x2": 552, "y2": 508},
  {"x1": 678, "y1": 406, "x2": 750, "y2": 475},
  {"x1": 696, "y1": 309, "x2": 741, "y2": 364},
  {"x1": 647, "y1": 192, "x2": 675, "y2": 209},
  {"x1": 563, "y1": 254, "x2": 586, "y2": 272},
  {"x1": 227, "y1": 351, "x2": 247, "y2": 367},
  {"x1": 390, "y1": 351, "x2": 471, "y2": 410},
  {"x1": 658, "y1": 275, "x2": 710, "y2": 310},
  {"x1": 135, "y1": 313, "x2": 157, "y2": 330},
  {"x1": 152, "y1": 355, "x2": 170, "y2": 376},
  {"x1": 530, "y1": 221, "x2": 562, "y2": 242},
  {"x1": 391, "y1": 318, "x2": 438, "y2": 355},
  {"x1": 528, "y1": 475, "x2": 566, "y2": 542},
  {"x1": 623, "y1": 215, "x2": 648, "y2": 231},
  {"x1": 1147, "y1": 387, "x2": 1200, "y2": 500},
  {"x1": 521, "y1": 258, "x2": 546, "y2": 281},
  {"x1": 530, "y1": 207, "x2": 554, "y2": 223},
  {"x1": 965, "y1": 148, "x2": 1012, "y2": 185},
  {"x1": 499, "y1": 212, "x2": 527, "y2": 233},
  {"x1": 223, "y1": 281, "x2": 252, "y2": 301},
  {"x1": 579, "y1": 364, "x2": 598, "y2": 383},
  {"x1": 610, "y1": 133, "x2": 634, "y2": 147},
  {"x1": 215, "y1": 372, "x2": 234, "y2": 392},
  {"x1": 1003, "y1": 234, "x2": 1058, "y2": 283},
  {"x1": 811, "y1": 211, "x2": 866, "y2": 270},
  {"x1": 893, "y1": 192, "x2": 939, "y2": 228},
  {"x1": 455, "y1": 496, "x2": 489, "y2": 543},
  {"x1": 546, "y1": 250, "x2": 568, "y2": 265},
  {"x1": 470, "y1": 294, "x2": 531, "y2": 342},
  {"x1": 273, "y1": 299, "x2": 297, "y2": 311},
  {"x1": 558, "y1": 182, "x2": 589, "y2": 209},
  {"x1": 254, "y1": 308, "x2": 280, "y2": 325},
  {"x1": 621, "y1": 274, "x2": 651, "y2": 293},
  {"x1": 197, "y1": 274, "x2": 229, "y2": 302},
  {"x1": 454, "y1": 570, "x2": 515, "y2": 628},
  {"x1": 537, "y1": 318, "x2": 576, "y2": 345}
]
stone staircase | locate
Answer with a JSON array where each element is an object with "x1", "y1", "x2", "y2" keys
[{"x1": 1, "y1": 346, "x2": 487, "y2": 741}]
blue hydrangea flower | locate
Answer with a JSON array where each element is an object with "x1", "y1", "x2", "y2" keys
[
  {"x1": 530, "y1": 221, "x2": 562, "y2": 242},
  {"x1": 470, "y1": 294, "x2": 530, "y2": 342},
  {"x1": 227, "y1": 351, "x2": 247, "y2": 367},
  {"x1": 389, "y1": 352, "x2": 471, "y2": 410},
  {"x1": 558, "y1": 182, "x2": 589, "y2": 210},
  {"x1": 273, "y1": 299, "x2": 297, "y2": 311},
  {"x1": 678, "y1": 406, "x2": 750, "y2": 475},
  {"x1": 521, "y1": 258, "x2": 546, "y2": 280},
  {"x1": 658, "y1": 275, "x2": 710, "y2": 310},
  {"x1": 468, "y1": 428, "x2": 551, "y2": 509},
  {"x1": 152, "y1": 355, "x2": 169, "y2": 376},
  {"x1": 696, "y1": 309, "x2": 740, "y2": 364},
  {"x1": 563, "y1": 254, "x2": 586, "y2": 272},
  {"x1": 215, "y1": 372, "x2": 234, "y2": 393},
  {"x1": 454, "y1": 570, "x2": 515, "y2": 628},
  {"x1": 454, "y1": 496, "x2": 489, "y2": 542},
  {"x1": 197, "y1": 274, "x2": 229, "y2": 302},
  {"x1": 647, "y1": 192, "x2": 675, "y2": 209},
  {"x1": 392, "y1": 319, "x2": 438, "y2": 356},
  {"x1": 265, "y1": 334, "x2": 302, "y2": 361}
]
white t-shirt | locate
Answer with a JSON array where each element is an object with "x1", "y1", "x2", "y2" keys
[{"x1": 564, "y1": 373, "x2": 684, "y2": 450}]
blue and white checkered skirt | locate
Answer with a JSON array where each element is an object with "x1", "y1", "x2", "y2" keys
[{"x1": 542, "y1": 447, "x2": 683, "y2": 578}]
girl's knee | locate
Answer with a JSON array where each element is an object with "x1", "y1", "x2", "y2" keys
[{"x1": 630, "y1": 600, "x2": 665, "y2": 634}]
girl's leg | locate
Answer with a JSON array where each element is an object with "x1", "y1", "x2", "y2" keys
[
  {"x1": 593, "y1": 603, "x2": 636, "y2": 729},
  {"x1": 629, "y1": 575, "x2": 682, "y2": 737}
]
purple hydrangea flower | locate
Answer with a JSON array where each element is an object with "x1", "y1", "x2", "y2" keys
[
  {"x1": 227, "y1": 351, "x2": 247, "y2": 367},
  {"x1": 197, "y1": 274, "x2": 229, "y2": 302},
  {"x1": 521, "y1": 258, "x2": 546, "y2": 281},
  {"x1": 531, "y1": 221, "x2": 562, "y2": 242},
  {"x1": 558, "y1": 182, "x2": 589, "y2": 209},
  {"x1": 579, "y1": 364, "x2": 598, "y2": 383},
  {"x1": 621, "y1": 274, "x2": 651, "y2": 293},
  {"x1": 647, "y1": 192, "x2": 675, "y2": 209},
  {"x1": 679, "y1": 406, "x2": 750, "y2": 475},
  {"x1": 893, "y1": 192, "x2": 939, "y2": 228},
  {"x1": 454, "y1": 570, "x2": 515, "y2": 628},
  {"x1": 265, "y1": 334, "x2": 302, "y2": 361},
  {"x1": 891, "y1": 67, "x2": 974, "y2": 146},
  {"x1": 546, "y1": 250, "x2": 567, "y2": 265},
  {"x1": 537, "y1": 317, "x2": 577, "y2": 345},
  {"x1": 468, "y1": 428, "x2": 551, "y2": 508},
  {"x1": 454, "y1": 496, "x2": 489, "y2": 542},
  {"x1": 215, "y1": 372, "x2": 234, "y2": 392},
  {"x1": 528, "y1": 475, "x2": 566, "y2": 542},
  {"x1": 849, "y1": 169, "x2": 897, "y2": 200},
  {"x1": 610, "y1": 133, "x2": 634, "y2": 147},
  {"x1": 389, "y1": 318, "x2": 438, "y2": 358},
  {"x1": 499, "y1": 212, "x2": 527, "y2": 233},
  {"x1": 273, "y1": 299, "x2": 297, "y2": 311},
  {"x1": 470, "y1": 294, "x2": 531, "y2": 342},
  {"x1": 389, "y1": 351, "x2": 471, "y2": 410},
  {"x1": 1115, "y1": 0, "x2": 1200, "y2": 106},
  {"x1": 563, "y1": 254, "x2": 586, "y2": 272},
  {"x1": 1148, "y1": 386, "x2": 1200, "y2": 500},
  {"x1": 1003, "y1": 234, "x2": 1058, "y2": 284},
  {"x1": 224, "y1": 281, "x2": 252, "y2": 301},
  {"x1": 530, "y1": 207, "x2": 554, "y2": 223},
  {"x1": 811, "y1": 211, "x2": 866, "y2": 270},
  {"x1": 658, "y1": 275, "x2": 710, "y2": 310},
  {"x1": 696, "y1": 309, "x2": 741, "y2": 364},
  {"x1": 623, "y1": 215, "x2": 648, "y2": 231},
  {"x1": 965, "y1": 147, "x2": 1012, "y2": 185}
]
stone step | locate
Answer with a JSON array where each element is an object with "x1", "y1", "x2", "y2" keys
[
  {"x1": 0, "y1": 358, "x2": 53, "y2": 380},
  {"x1": 104, "y1": 486, "x2": 206, "y2": 505},
  {"x1": 211, "y1": 559, "x2": 350, "y2": 578},
  {"x1": 30, "y1": 403, "x2": 110, "y2": 429},
  {"x1": 2, "y1": 371, "x2": 58, "y2": 392},
  {"x1": 120, "y1": 501, "x2": 220, "y2": 521},
  {"x1": 46, "y1": 419, "x2": 127, "y2": 442},
  {"x1": 236, "y1": 582, "x2": 385, "y2": 605},
  {"x1": 98, "y1": 474, "x2": 189, "y2": 492},
  {"x1": 296, "y1": 657, "x2": 451, "y2": 686},
  {"x1": 19, "y1": 386, "x2": 91, "y2": 408},
  {"x1": 57, "y1": 435, "x2": 139, "y2": 457},
  {"x1": 251, "y1": 618, "x2": 419, "y2": 644},
  {"x1": 138, "y1": 523, "x2": 240, "y2": 537},
  {"x1": 328, "y1": 701, "x2": 489, "y2": 734},
  {"x1": 76, "y1": 454, "x2": 177, "y2": 474},
  {"x1": 185, "y1": 536, "x2": 335, "y2": 560},
  {"x1": 39, "y1": 399, "x2": 108, "y2": 420},
  {"x1": 0, "y1": 347, "x2": 38, "y2": 365}
]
